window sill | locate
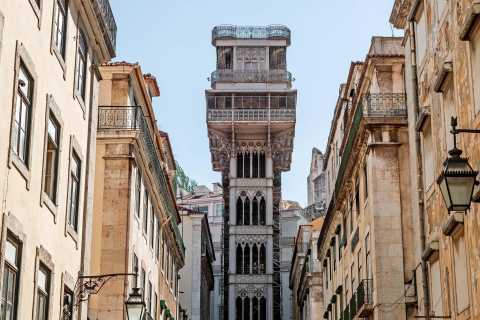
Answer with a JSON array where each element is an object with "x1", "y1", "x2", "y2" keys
[
  {"x1": 73, "y1": 90, "x2": 86, "y2": 119},
  {"x1": 51, "y1": 44, "x2": 67, "y2": 80},
  {"x1": 65, "y1": 224, "x2": 79, "y2": 249},
  {"x1": 28, "y1": 0, "x2": 42, "y2": 30},
  {"x1": 41, "y1": 192, "x2": 58, "y2": 223},
  {"x1": 9, "y1": 151, "x2": 31, "y2": 190}
]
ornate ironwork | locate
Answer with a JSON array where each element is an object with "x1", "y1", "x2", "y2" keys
[
  {"x1": 98, "y1": 106, "x2": 185, "y2": 254},
  {"x1": 364, "y1": 93, "x2": 407, "y2": 117},
  {"x1": 91, "y1": 0, "x2": 117, "y2": 55},
  {"x1": 212, "y1": 25, "x2": 291, "y2": 44},
  {"x1": 74, "y1": 272, "x2": 137, "y2": 306},
  {"x1": 211, "y1": 70, "x2": 292, "y2": 85}
]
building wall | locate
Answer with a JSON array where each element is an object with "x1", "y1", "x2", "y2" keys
[
  {"x1": 0, "y1": 0, "x2": 113, "y2": 318},
  {"x1": 390, "y1": 1, "x2": 480, "y2": 319}
]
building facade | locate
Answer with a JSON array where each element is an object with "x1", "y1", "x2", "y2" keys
[
  {"x1": 178, "y1": 208, "x2": 215, "y2": 320},
  {"x1": 89, "y1": 62, "x2": 184, "y2": 319},
  {"x1": 279, "y1": 200, "x2": 310, "y2": 320},
  {"x1": 0, "y1": 0, "x2": 115, "y2": 319},
  {"x1": 317, "y1": 37, "x2": 416, "y2": 320},
  {"x1": 290, "y1": 219, "x2": 324, "y2": 320},
  {"x1": 206, "y1": 25, "x2": 297, "y2": 320},
  {"x1": 307, "y1": 148, "x2": 326, "y2": 211},
  {"x1": 176, "y1": 184, "x2": 225, "y2": 320},
  {"x1": 391, "y1": 1, "x2": 480, "y2": 319}
]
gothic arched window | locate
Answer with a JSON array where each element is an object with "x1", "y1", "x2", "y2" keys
[
  {"x1": 243, "y1": 197, "x2": 250, "y2": 225},
  {"x1": 252, "y1": 297, "x2": 259, "y2": 320},
  {"x1": 243, "y1": 297, "x2": 251, "y2": 320},
  {"x1": 259, "y1": 197, "x2": 266, "y2": 225},
  {"x1": 236, "y1": 297, "x2": 243, "y2": 320},
  {"x1": 236, "y1": 197, "x2": 243, "y2": 226},
  {"x1": 260, "y1": 297, "x2": 267, "y2": 320},
  {"x1": 236, "y1": 244, "x2": 243, "y2": 274},
  {"x1": 252, "y1": 197, "x2": 259, "y2": 225},
  {"x1": 260, "y1": 153, "x2": 266, "y2": 178},
  {"x1": 244, "y1": 152, "x2": 251, "y2": 178},
  {"x1": 244, "y1": 244, "x2": 251, "y2": 274},
  {"x1": 237, "y1": 153, "x2": 244, "y2": 178},
  {"x1": 252, "y1": 152, "x2": 259, "y2": 178},
  {"x1": 260, "y1": 244, "x2": 266, "y2": 274},
  {"x1": 252, "y1": 244, "x2": 259, "y2": 274}
]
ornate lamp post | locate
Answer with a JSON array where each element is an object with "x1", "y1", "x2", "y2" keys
[
  {"x1": 125, "y1": 287, "x2": 145, "y2": 320},
  {"x1": 437, "y1": 117, "x2": 479, "y2": 212}
]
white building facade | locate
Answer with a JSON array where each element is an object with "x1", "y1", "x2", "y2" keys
[{"x1": 206, "y1": 25, "x2": 297, "y2": 320}]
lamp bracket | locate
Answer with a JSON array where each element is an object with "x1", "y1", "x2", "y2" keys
[{"x1": 74, "y1": 272, "x2": 137, "y2": 307}]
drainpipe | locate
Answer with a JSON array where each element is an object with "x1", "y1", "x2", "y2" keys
[{"x1": 408, "y1": 20, "x2": 431, "y2": 320}]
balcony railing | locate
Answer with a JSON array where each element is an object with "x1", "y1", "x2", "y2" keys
[
  {"x1": 364, "y1": 93, "x2": 407, "y2": 117},
  {"x1": 207, "y1": 108, "x2": 295, "y2": 122},
  {"x1": 349, "y1": 294, "x2": 357, "y2": 319},
  {"x1": 211, "y1": 69, "x2": 292, "y2": 85},
  {"x1": 207, "y1": 95, "x2": 296, "y2": 110},
  {"x1": 355, "y1": 279, "x2": 374, "y2": 317},
  {"x1": 91, "y1": 0, "x2": 117, "y2": 55},
  {"x1": 98, "y1": 106, "x2": 185, "y2": 254},
  {"x1": 212, "y1": 25, "x2": 291, "y2": 44}
]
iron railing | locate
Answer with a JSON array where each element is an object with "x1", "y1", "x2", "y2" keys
[
  {"x1": 355, "y1": 279, "x2": 374, "y2": 312},
  {"x1": 97, "y1": 106, "x2": 185, "y2": 254},
  {"x1": 207, "y1": 95, "x2": 296, "y2": 110},
  {"x1": 212, "y1": 25, "x2": 291, "y2": 44},
  {"x1": 211, "y1": 69, "x2": 292, "y2": 85},
  {"x1": 207, "y1": 108, "x2": 295, "y2": 122},
  {"x1": 364, "y1": 93, "x2": 407, "y2": 117},
  {"x1": 91, "y1": 0, "x2": 117, "y2": 55}
]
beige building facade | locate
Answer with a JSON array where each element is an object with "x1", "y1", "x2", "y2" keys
[
  {"x1": 0, "y1": 0, "x2": 115, "y2": 319},
  {"x1": 88, "y1": 62, "x2": 185, "y2": 320},
  {"x1": 315, "y1": 37, "x2": 416, "y2": 320},
  {"x1": 390, "y1": 1, "x2": 480, "y2": 319}
]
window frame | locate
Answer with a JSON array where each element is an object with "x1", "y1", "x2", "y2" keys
[
  {"x1": 32, "y1": 247, "x2": 54, "y2": 320},
  {"x1": 40, "y1": 95, "x2": 64, "y2": 218},
  {"x1": 73, "y1": 25, "x2": 88, "y2": 114},
  {"x1": 8, "y1": 43, "x2": 38, "y2": 188},
  {"x1": 50, "y1": 0, "x2": 69, "y2": 75},
  {"x1": 65, "y1": 135, "x2": 84, "y2": 244},
  {"x1": 1, "y1": 234, "x2": 22, "y2": 320},
  {"x1": 28, "y1": 0, "x2": 43, "y2": 29}
]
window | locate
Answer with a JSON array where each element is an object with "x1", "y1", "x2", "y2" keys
[
  {"x1": 470, "y1": 23, "x2": 480, "y2": 114},
  {"x1": 198, "y1": 206, "x2": 208, "y2": 215},
  {"x1": 133, "y1": 253, "x2": 138, "y2": 287},
  {"x1": 150, "y1": 212, "x2": 155, "y2": 249},
  {"x1": 453, "y1": 232, "x2": 469, "y2": 312},
  {"x1": 43, "y1": 114, "x2": 60, "y2": 202},
  {"x1": 429, "y1": 259, "x2": 444, "y2": 317},
  {"x1": 36, "y1": 265, "x2": 50, "y2": 320},
  {"x1": 421, "y1": 122, "x2": 435, "y2": 188},
  {"x1": 1, "y1": 236, "x2": 21, "y2": 320},
  {"x1": 269, "y1": 47, "x2": 286, "y2": 70},
  {"x1": 143, "y1": 191, "x2": 149, "y2": 235},
  {"x1": 436, "y1": 0, "x2": 447, "y2": 21},
  {"x1": 135, "y1": 169, "x2": 141, "y2": 218},
  {"x1": 355, "y1": 177, "x2": 360, "y2": 215},
  {"x1": 236, "y1": 245, "x2": 243, "y2": 274},
  {"x1": 75, "y1": 29, "x2": 88, "y2": 100},
  {"x1": 236, "y1": 152, "x2": 266, "y2": 178},
  {"x1": 154, "y1": 292, "x2": 158, "y2": 318},
  {"x1": 140, "y1": 268, "x2": 146, "y2": 297},
  {"x1": 155, "y1": 220, "x2": 160, "y2": 260},
  {"x1": 363, "y1": 161, "x2": 368, "y2": 200},
  {"x1": 215, "y1": 204, "x2": 224, "y2": 217},
  {"x1": 147, "y1": 281, "x2": 152, "y2": 312},
  {"x1": 67, "y1": 152, "x2": 81, "y2": 231},
  {"x1": 365, "y1": 233, "x2": 372, "y2": 280},
  {"x1": 414, "y1": 4, "x2": 427, "y2": 66},
  {"x1": 217, "y1": 47, "x2": 233, "y2": 69},
  {"x1": 62, "y1": 286, "x2": 74, "y2": 320},
  {"x1": 12, "y1": 63, "x2": 34, "y2": 166},
  {"x1": 53, "y1": 0, "x2": 67, "y2": 58}
]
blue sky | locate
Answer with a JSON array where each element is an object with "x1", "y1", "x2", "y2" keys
[{"x1": 110, "y1": 1, "x2": 400, "y2": 206}]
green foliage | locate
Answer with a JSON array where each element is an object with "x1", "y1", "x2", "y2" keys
[{"x1": 174, "y1": 161, "x2": 198, "y2": 193}]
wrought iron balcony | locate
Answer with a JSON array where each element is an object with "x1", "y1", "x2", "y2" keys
[
  {"x1": 91, "y1": 0, "x2": 117, "y2": 56},
  {"x1": 97, "y1": 106, "x2": 185, "y2": 254},
  {"x1": 364, "y1": 93, "x2": 407, "y2": 117},
  {"x1": 355, "y1": 279, "x2": 374, "y2": 317},
  {"x1": 206, "y1": 95, "x2": 296, "y2": 122},
  {"x1": 212, "y1": 25, "x2": 291, "y2": 45},
  {"x1": 210, "y1": 69, "x2": 292, "y2": 85}
]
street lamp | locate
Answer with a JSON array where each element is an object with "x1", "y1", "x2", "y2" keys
[
  {"x1": 125, "y1": 287, "x2": 145, "y2": 320},
  {"x1": 437, "y1": 117, "x2": 479, "y2": 212}
]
